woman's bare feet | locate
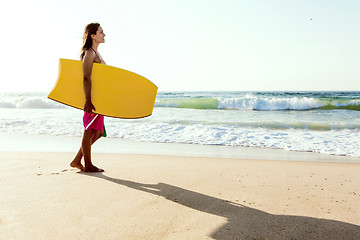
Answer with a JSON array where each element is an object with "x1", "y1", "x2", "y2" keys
[
  {"x1": 70, "y1": 160, "x2": 85, "y2": 171},
  {"x1": 84, "y1": 165, "x2": 104, "y2": 172}
]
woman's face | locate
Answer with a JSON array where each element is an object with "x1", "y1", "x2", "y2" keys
[{"x1": 92, "y1": 26, "x2": 106, "y2": 43}]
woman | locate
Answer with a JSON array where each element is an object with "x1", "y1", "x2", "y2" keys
[{"x1": 70, "y1": 23, "x2": 106, "y2": 172}]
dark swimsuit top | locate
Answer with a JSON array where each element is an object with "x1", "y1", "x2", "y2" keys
[{"x1": 91, "y1": 48, "x2": 106, "y2": 65}]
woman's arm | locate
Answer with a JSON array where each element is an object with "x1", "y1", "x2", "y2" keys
[{"x1": 82, "y1": 50, "x2": 96, "y2": 113}]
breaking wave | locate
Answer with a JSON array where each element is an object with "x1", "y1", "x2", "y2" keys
[{"x1": 155, "y1": 97, "x2": 360, "y2": 111}]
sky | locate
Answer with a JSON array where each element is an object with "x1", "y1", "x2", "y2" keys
[{"x1": 0, "y1": 0, "x2": 359, "y2": 92}]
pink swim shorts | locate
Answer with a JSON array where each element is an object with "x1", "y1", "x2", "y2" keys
[{"x1": 83, "y1": 112, "x2": 104, "y2": 131}]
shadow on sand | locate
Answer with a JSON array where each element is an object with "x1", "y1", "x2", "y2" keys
[{"x1": 83, "y1": 172, "x2": 360, "y2": 239}]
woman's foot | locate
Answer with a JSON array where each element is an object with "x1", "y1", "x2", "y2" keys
[
  {"x1": 70, "y1": 160, "x2": 85, "y2": 171},
  {"x1": 84, "y1": 165, "x2": 104, "y2": 172}
]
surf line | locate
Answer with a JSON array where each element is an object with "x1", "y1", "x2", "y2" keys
[{"x1": 85, "y1": 114, "x2": 98, "y2": 130}]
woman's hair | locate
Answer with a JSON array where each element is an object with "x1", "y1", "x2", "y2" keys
[{"x1": 80, "y1": 23, "x2": 100, "y2": 60}]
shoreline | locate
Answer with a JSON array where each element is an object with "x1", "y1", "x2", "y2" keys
[
  {"x1": 0, "y1": 151, "x2": 359, "y2": 239},
  {"x1": 0, "y1": 132, "x2": 360, "y2": 163}
]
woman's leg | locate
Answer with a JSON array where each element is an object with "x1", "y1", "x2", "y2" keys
[
  {"x1": 82, "y1": 129, "x2": 93, "y2": 167},
  {"x1": 71, "y1": 129, "x2": 103, "y2": 169},
  {"x1": 70, "y1": 129, "x2": 103, "y2": 171},
  {"x1": 70, "y1": 129, "x2": 93, "y2": 171},
  {"x1": 84, "y1": 130, "x2": 104, "y2": 172}
]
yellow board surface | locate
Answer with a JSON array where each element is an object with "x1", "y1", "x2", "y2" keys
[{"x1": 48, "y1": 59, "x2": 158, "y2": 119}]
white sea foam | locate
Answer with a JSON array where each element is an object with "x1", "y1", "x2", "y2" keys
[
  {"x1": 0, "y1": 102, "x2": 16, "y2": 108},
  {"x1": 1, "y1": 92, "x2": 360, "y2": 158},
  {"x1": 334, "y1": 99, "x2": 360, "y2": 107},
  {"x1": 3, "y1": 92, "x2": 360, "y2": 111},
  {"x1": 16, "y1": 98, "x2": 65, "y2": 109},
  {"x1": 156, "y1": 97, "x2": 338, "y2": 111},
  {"x1": 1, "y1": 107, "x2": 360, "y2": 157},
  {"x1": 217, "y1": 97, "x2": 325, "y2": 110},
  {"x1": 104, "y1": 120, "x2": 360, "y2": 157},
  {"x1": 0, "y1": 97, "x2": 66, "y2": 109}
]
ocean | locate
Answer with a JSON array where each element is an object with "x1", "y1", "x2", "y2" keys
[{"x1": 1, "y1": 91, "x2": 360, "y2": 157}]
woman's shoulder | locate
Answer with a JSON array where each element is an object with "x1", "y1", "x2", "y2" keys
[
  {"x1": 83, "y1": 49, "x2": 96, "y2": 62},
  {"x1": 84, "y1": 48, "x2": 96, "y2": 57}
]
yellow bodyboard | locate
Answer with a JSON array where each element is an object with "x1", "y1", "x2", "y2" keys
[{"x1": 48, "y1": 59, "x2": 158, "y2": 119}]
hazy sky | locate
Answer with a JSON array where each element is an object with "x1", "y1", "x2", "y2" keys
[{"x1": 1, "y1": 0, "x2": 359, "y2": 92}]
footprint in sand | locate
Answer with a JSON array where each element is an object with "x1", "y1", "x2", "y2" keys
[{"x1": 36, "y1": 169, "x2": 76, "y2": 176}]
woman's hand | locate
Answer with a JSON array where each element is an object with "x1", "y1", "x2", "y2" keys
[{"x1": 84, "y1": 100, "x2": 96, "y2": 113}]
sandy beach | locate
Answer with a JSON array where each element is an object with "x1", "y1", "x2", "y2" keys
[{"x1": 1, "y1": 150, "x2": 359, "y2": 240}]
